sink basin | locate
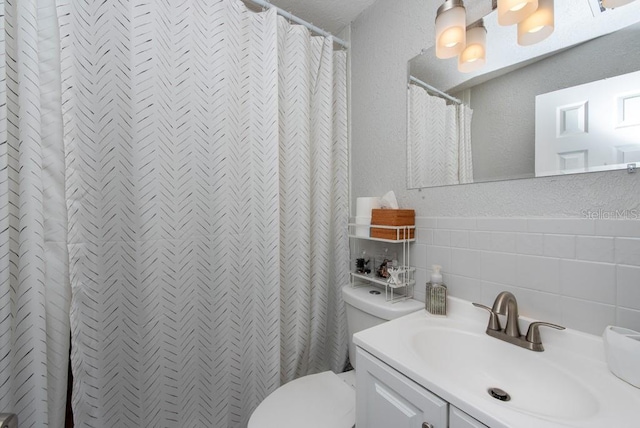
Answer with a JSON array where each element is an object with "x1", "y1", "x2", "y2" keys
[{"x1": 410, "y1": 327, "x2": 599, "y2": 421}]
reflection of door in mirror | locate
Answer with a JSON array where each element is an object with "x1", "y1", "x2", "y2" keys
[
  {"x1": 407, "y1": 82, "x2": 473, "y2": 188},
  {"x1": 535, "y1": 70, "x2": 640, "y2": 176}
]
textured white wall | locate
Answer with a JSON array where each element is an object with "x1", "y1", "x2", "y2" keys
[{"x1": 350, "y1": 0, "x2": 640, "y2": 218}]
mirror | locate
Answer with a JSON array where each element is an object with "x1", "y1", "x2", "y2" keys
[{"x1": 407, "y1": 0, "x2": 640, "y2": 189}]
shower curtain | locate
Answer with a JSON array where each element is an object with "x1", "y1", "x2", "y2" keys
[
  {"x1": 59, "y1": 1, "x2": 349, "y2": 427},
  {"x1": 0, "y1": 0, "x2": 71, "y2": 427},
  {"x1": 457, "y1": 103, "x2": 474, "y2": 184},
  {"x1": 407, "y1": 84, "x2": 474, "y2": 187},
  {"x1": 0, "y1": 0, "x2": 348, "y2": 426}
]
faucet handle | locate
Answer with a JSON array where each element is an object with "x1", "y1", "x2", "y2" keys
[
  {"x1": 525, "y1": 321, "x2": 565, "y2": 344},
  {"x1": 472, "y1": 303, "x2": 501, "y2": 331}
]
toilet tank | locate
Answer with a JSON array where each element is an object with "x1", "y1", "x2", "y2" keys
[{"x1": 342, "y1": 284, "x2": 423, "y2": 369}]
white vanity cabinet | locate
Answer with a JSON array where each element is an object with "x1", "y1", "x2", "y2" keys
[
  {"x1": 356, "y1": 348, "x2": 447, "y2": 428},
  {"x1": 450, "y1": 406, "x2": 488, "y2": 428},
  {"x1": 357, "y1": 347, "x2": 488, "y2": 428}
]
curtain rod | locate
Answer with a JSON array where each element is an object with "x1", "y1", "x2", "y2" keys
[
  {"x1": 244, "y1": 0, "x2": 350, "y2": 49},
  {"x1": 409, "y1": 76, "x2": 462, "y2": 105}
]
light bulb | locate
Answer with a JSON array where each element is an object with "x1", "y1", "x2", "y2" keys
[
  {"x1": 441, "y1": 27, "x2": 465, "y2": 48},
  {"x1": 458, "y1": 23, "x2": 487, "y2": 73},
  {"x1": 518, "y1": 0, "x2": 554, "y2": 46},
  {"x1": 435, "y1": 0, "x2": 466, "y2": 59},
  {"x1": 498, "y1": 0, "x2": 538, "y2": 26}
]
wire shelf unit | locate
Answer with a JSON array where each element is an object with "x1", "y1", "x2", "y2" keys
[{"x1": 348, "y1": 223, "x2": 416, "y2": 303}]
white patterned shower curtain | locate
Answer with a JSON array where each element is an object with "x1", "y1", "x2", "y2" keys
[
  {"x1": 407, "y1": 84, "x2": 473, "y2": 187},
  {"x1": 58, "y1": 1, "x2": 349, "y2": 427},
  {"x1": 0, "y1": 0, "x2": 70, "y2": 427},
  {"x1": 0, "y1": 0, "x2": 348, "y2": 427}
]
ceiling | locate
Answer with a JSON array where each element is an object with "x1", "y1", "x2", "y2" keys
[{"x1": 261, "y1": 0, "x2": 379, "y2": 35}]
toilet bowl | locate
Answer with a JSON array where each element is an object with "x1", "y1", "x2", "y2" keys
[{"x1": 248, "y1": 284, "x2": 423, "y2": 428}]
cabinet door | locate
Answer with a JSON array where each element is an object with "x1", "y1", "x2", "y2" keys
[
  {"x1": 356, "y1": 348, "x2": 448, "y2": 428},
  {"x1": 450, "y1": 406, "x2": 488, "y2": 428}
]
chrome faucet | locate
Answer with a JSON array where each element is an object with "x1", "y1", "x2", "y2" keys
[{"x1": 473, "y1": 292, "x2": 565, "y2": 352}]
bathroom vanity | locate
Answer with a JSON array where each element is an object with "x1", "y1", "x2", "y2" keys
[
  {"x1": 357, "y1": 347, "x2": 486, "y2": 428},
  {"x1": 354, "y1": 297, "x2": 640, "y2": 428}
]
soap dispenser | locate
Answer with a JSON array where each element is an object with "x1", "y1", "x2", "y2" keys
[{"x1": 426, "y1": 265, "x2": 447, "y2": 316}]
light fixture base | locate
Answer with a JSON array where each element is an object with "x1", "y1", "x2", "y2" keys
[{"x1": 437, "y1": 0, "x2": 465, "y2": 16}]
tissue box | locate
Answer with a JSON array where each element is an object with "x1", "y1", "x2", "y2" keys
[
  {"x1": 603, "y1": 326, "x2": 640, "y2": 388},
  {"x1": 370, "y1": 209, "x2": 415, "y2": 240}
]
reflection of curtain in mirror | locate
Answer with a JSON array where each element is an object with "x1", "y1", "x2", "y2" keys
[
  {"x1": 458, "y1": 104, "x2": 474, "y2": 184},
  {"x1": 408, "y1": 84, "x2": 473, "y2": 187},
  {"x1": 408, "y1": 85, "x2": 428, "y2": 186}
]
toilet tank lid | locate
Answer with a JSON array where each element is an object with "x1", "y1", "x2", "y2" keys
[{"x1": 342, "y1": 284, "x2": 423, "y2": 320}]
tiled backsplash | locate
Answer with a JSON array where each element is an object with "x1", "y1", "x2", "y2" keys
[{"x1": 410, "y1": 217, "x2": 640, "y2": 336}]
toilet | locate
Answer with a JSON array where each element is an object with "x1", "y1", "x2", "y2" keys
[{"x1": 248, "y1": 284, "x2": 423, "y2": 428}]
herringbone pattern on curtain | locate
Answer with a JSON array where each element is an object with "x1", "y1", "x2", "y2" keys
[
  {"x1": 407, "y1": 84, "x2": 473, "y2": 188},
  {"x1": 59, "y1": 0, "x2": 349, "y2": 426},
  {"x1": 0, "y1": 0, "x2": 70, "y2": 427}
]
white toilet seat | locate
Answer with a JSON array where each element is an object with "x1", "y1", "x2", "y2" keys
[{"x1": 247, "y1": 371, "x2": 355, "y2": 428}]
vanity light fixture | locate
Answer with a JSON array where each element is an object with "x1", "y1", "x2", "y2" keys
[
  {"x1": 435, "y1": 0, "x2": 467, "y2": 59},
  {"x1": 458, "y1": 20, "x2": 487, "y2": 73},
  {"x1": 601, "y1": 0, "x2": 636, "y2": 7},
  {"x1": 497, "y1": 0, "x2": 538, "y2": 25},
  {"x1": 435, "y1": 0, "x2": 560, "y2": 73},
  {"x1": 517, "y1": 0, "x2": 554, "y2": 45}
]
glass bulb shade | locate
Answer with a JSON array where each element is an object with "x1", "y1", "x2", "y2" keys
[
  {"x1": 435, "y1": 5, "x2": 466, "y2": 58},
  {"x1": 601, "y1": 0, "x2": 635, "y2": 7},
  {"x1": 498, "y1": 0, "x2": 539, "y2": 26},
  {"x1": 458, "y1": 26, "x2": 487, "y2": 73},
  {"x1": 517, "y1": 0, "x2": 554, "y2": 45}
]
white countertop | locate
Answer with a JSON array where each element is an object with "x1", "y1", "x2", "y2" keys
[{"x1": 353, "y1": 296, "x2": 640, "y2": 428}]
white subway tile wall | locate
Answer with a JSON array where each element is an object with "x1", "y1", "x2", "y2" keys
[
  {"x1": 543, "y1": 234, "x2": 576, "y2": 259},
  {"x1": 515, "y1": 255, "x2": 560, "y2": 294},
  {"x1": 576, "y1": 236, "x2": 615, "y2": 263},
  {"x1": 450, "y1": 230, "x2": 470, "y2": 248},
  {"x1": 560, "y1": 297, "x2": 616, "y2": 334},
  {"x1": 451, "y1": 248, "x2": 481, "y2": 279},
  {"x1": 410, "y1": 244, "x2": 427, "y2": 269},
  {"x1": 434, "y1": 229, "x2": 451, "y2": 247},
  {"x1": 516, "y1": 233, "x2": 544, "y2": 256},
  {"x1": 416, "y1": 228, "x2": 434, "y2": 245},
  {"x1": 527, "y1": 218, "x2": 596, "y2": 235},
  {"x1": 617, "y1": 265, "x2": 640, "y2": 310},
  {"x1": 560, "y1": 260, "x2": 616, "y2": 304},
  {"x1": 413, "y1": 217, "x2": 640, "y2": 335},
  {"x1": 490, "y1": 232, "x2": 518, "y2": 253},
  {"x1": 469, "y1": 231, "x2": 492, "y2": 250},
  {"x1": 617, "y1": 307, "x2": 640, "y2": 329},
  {"x1": 477, "y1": 217, "x2": 527, "y2": 232},
  {"x1": 615, "y1": 238, "x2": 640, "y2": 266},
  {"x1": 437, "y1": 217, "x2": 477, "y2": 230}
]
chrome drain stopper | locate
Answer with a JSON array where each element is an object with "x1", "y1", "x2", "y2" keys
[{"x1": 488, "y1": 387, "x2": 511, "y2": 402}]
